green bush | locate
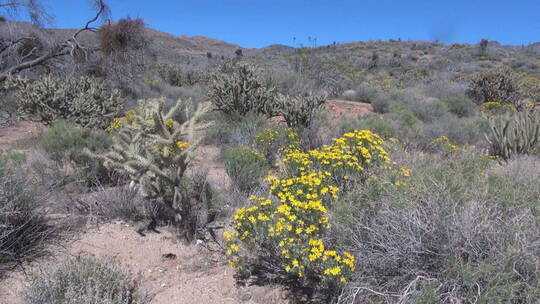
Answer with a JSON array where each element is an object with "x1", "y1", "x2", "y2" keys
[
  {"x1": 40, "y1": 120, "x2": 114, "y2": 186},
  {"x1": 441, "y1": 95, "x2": 476, "y2": 118},
  {"x1": 5, "y1": 74, "x2": 123, "y2": 129},
  {"x1": 23, "y1": 256, "x2": 151, "y2": 304},
  {"x1": 223, "y1": 146, "x2": 269, "y2": 193},
  {"x1": 208, "y1": 61, "x2": 278, "y2": 117}
]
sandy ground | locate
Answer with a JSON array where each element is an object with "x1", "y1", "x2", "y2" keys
[{"x1": 0, "y1": 223, "x2": 287, "y2": 304}]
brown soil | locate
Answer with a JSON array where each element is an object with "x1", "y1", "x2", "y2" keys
[
  {"x1": 0, "y1": 223, "x2": 287, "y2": 304},
  {"x1": 324, "y1": 99, "x2": 373, "y2": 119}
]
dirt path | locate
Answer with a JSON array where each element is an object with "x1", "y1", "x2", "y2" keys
[{"x1": 0, "y1": 223, "x2": 287, "y2": 304}]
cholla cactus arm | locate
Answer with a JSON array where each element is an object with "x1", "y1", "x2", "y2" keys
[{"x1": 85, "y1": 97, "x2": 213, "y2": 241}]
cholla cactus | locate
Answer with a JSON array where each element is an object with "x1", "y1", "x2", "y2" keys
[
  {"x1": 277, "y1": 92, "x2": 326, "y2": 128},
  {"x1": 4, "y1": 74, "x2": 122, "y2": 129},
  {"x1": 87, "y1": 98, "x2": 212, "y2": 241},
  {"x1": 467, "y1": 66, "x2": 522, "y2": 108},
  {"x1": 485, "y1": 109, "x2": 540, "y2": 160},
  {"x1": 207, "y1": 61, "x2": 278, "y2": 117}
]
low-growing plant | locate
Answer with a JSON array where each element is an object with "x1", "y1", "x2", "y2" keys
[
  {"x1": 208, "y1": 61, "x2": 278, "y2": 117},
  {"x1": 40, "y1": 120, "x2": 114, "y2": 186},
  {"x1": 23, "y1": 256, "x2": 151, "y2": 304},
  {"x1": 5, "y1": 74, "x2": 123, "y2": 129},
  {"x1": 87, "y1": 98, "x2": 214, "y2": 241},
  {"x1": 441, "y1": 95, "x2": 476, "y2": 118},
  {"x1": 223, "y1": 146, "x2": 269, "y2": 193}
]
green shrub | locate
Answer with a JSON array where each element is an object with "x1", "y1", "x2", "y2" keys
[
  {"x1": 223, "y1": 146, "x2": 269, "y2": 193},
  {"x1": 339, "y1": 113, "x2": 396, "y2": 139},
  {"x1": 40, "y1": 120, "x2": 113, "y2": 186},
  {"x1": 5, "y1": 74, "x2": 123, "y2": 129},
  {"x1": 407, "y1": 98, "x2": 449, "y2": 123},
  {"x1": 441, "y1": 95, "x2": 476, "y2": 118},
  {"x1": 208, "y1": 61, "x2": 278, "y2": 117},
  {"x1": 23, "y1": 256, "x2": 151, "y2": 304}
]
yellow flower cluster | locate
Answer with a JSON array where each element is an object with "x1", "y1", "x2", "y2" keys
[
  {"x1": 283, "y1": 130, "x2": 391, "y2": 179},
  {"x1": 106, "y1": 108, "x2": 140, "y2": 132}
]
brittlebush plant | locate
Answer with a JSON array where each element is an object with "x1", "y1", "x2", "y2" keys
[{"x1": 225, "y1": 129, "x2": 409, "y2": 303}]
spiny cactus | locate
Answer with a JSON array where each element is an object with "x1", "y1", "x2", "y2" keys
[
  {"x1": 207, "y1": 61, "x2": 279, "y2": 117},
  {"x1": 86, "y1": 98, "x2": 213, "y2": 241},
  {"x1": 4, "y1": 74, "x2": 123, "y2": 129},
  {"x1": 467, "y1": 66, "x2": 521, "y2": 108},
  {"x1": 277, "y1": 92, "x2": 326, "y2": 128},
  {"x1": 485, "y1": 109, "x2": 540, "y2": 160}
]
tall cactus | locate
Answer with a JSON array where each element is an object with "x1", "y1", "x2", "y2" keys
[
  {"x1": 86, "y1": 98, "x2": 212, "y2": 241},
  {"x1": 485, "y1": 109, "x2": 540, "y2": 160}
]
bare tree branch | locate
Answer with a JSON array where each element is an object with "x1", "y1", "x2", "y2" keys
[{"x1": 0, "y1": 0, "x2": 108, "y2": 82}]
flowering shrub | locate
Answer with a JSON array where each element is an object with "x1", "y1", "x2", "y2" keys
[{"x1": 225, "y1": 129, "x2": 407, "y2": 302}]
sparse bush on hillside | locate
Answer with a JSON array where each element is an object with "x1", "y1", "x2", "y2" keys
[
  {"x1": 223, "y1": 146, "x2": 269, "y2": 194},
  {"x1": 23, "y1": 256, "x2": 151, "y2": 304},
  {"x1": 87, "y1": 98, "x2": 215, "y2": 241},
  {"x1": 467, "y1": 66, "x2": 521, "y2": 107},
  {"x1": 5, "y1": 74, "x2": 123, "y2": 129},
  {"x1": 485, "y1": 109, "x2": 540, "y2": 160},
  {"x1": 208, "y1": 61, "x2": 278, "y2": 117},
  {"x1": 99, "y1": 18, "x2": 148, "y2": 55}
]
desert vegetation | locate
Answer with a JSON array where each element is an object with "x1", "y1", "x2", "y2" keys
[{"x1": 1, "y1": 1, "x2": 540, "y2": 303}]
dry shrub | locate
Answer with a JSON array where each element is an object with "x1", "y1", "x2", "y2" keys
[
  {"x1": 0, "y1": 154, "x2": 57, "y2": 279},
  {"x1": 99, "y1": 18, "x2": 147, "y2": 55},
  {"x1": 336, "y1": 152, "x2": 540, "y2": 303}
]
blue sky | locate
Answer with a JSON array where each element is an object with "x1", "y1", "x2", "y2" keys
[{"x1": 40, "y1": 0, "x2": 540, "y2": 48}]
